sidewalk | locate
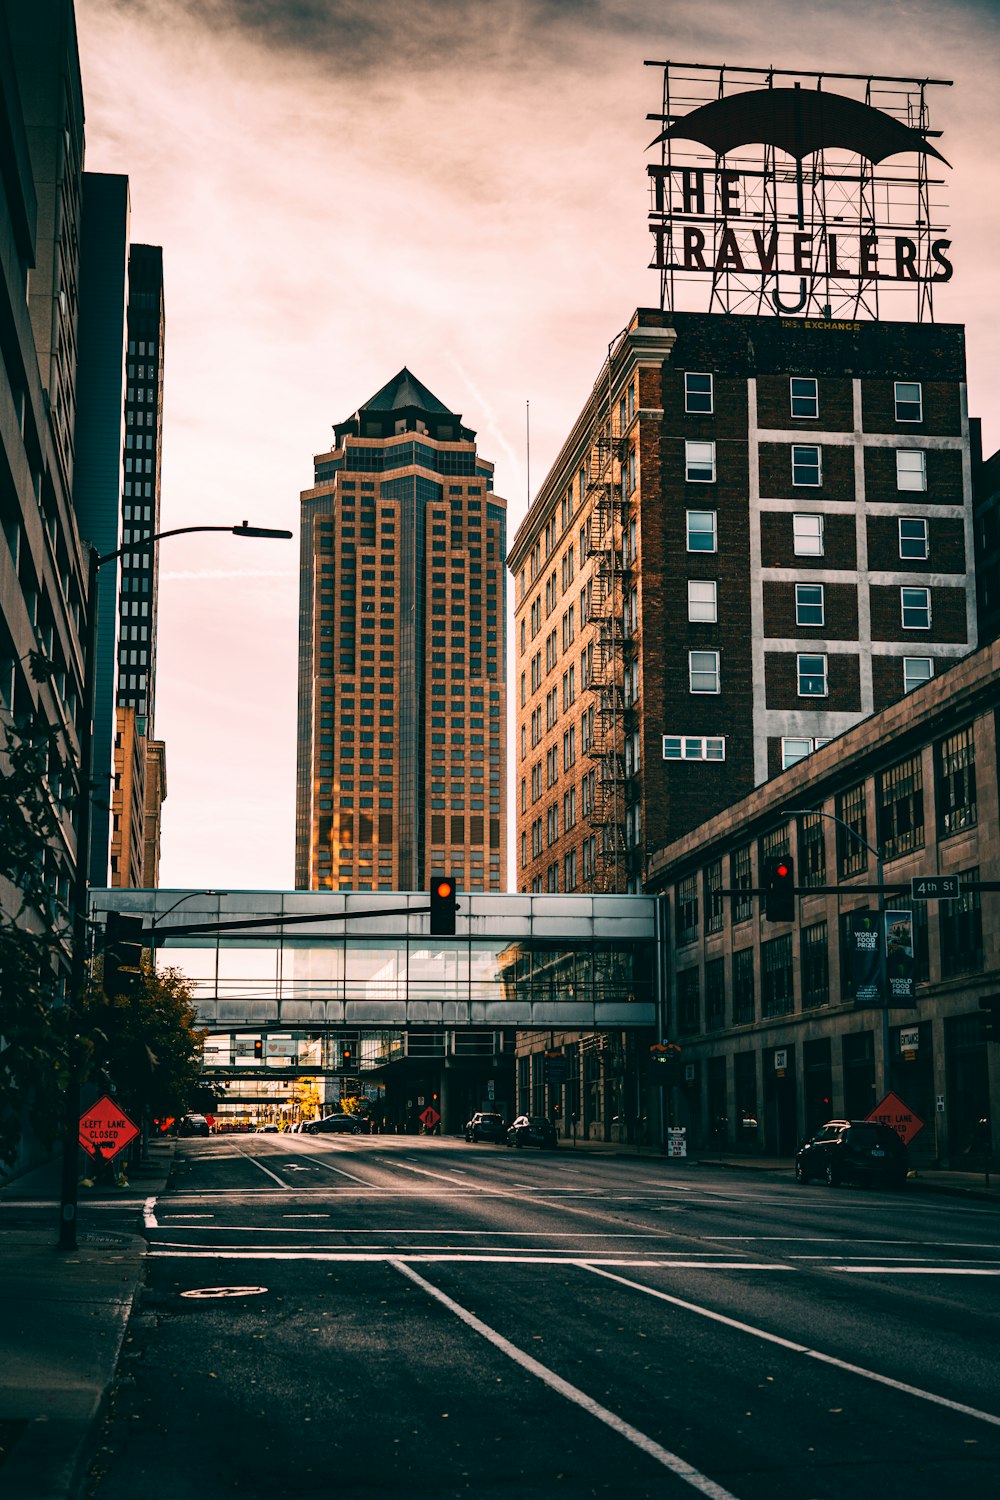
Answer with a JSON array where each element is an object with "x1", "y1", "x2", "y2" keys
[{"x1": 0, "y1": 1140, "x2": 175, "y2": 1500}]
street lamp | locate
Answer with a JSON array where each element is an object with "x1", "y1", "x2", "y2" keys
[
  {"x1": 782, "y1": 805, "x2": 891, "y2": 1100},
  {"x1": 58, "y1": 522, "x2": 291, "y2": 1251}
]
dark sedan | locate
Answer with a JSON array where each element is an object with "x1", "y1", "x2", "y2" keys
[
  {"x1": 306, "y1": 1114, "x2": 362, "y2": 1135},
  {"x1": 506, "y1": 1115, "x2": 557, "y2": 1150},
  {"x1": 464, "y1": 1112, "x2": 506, "y2": 1143},
  {"x1": 795, "y1": 1119, "x2": 908, "y2": 1187}
]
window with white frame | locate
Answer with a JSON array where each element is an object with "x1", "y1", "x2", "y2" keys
[
  {"x1": 689, "y1": 650, "x2": 720, "y2": 693},
  {"x1": 790, "y1": 377, "x2": 818, "y2": 419},
  {"x1": 781, "y1": 736, "x2": 831, "y2": 769},
  {"x1": 903, "y1": 656, "x2": 933, "y2": 693},
  {"x1": 793, "y1": 513, "x2": 824, "y2": 556},
  {"x1": 687, "y1": 580, "x2": 717, "y2": 622},
  {"x1": 797, "y1": 653, "x2": 827, "y2": 696},
  {"x1": 684, "y1": 372, "x2": 713, "y2": 414},
  {"x1": 901, "y1": 586, "x2": 931, "y2": 629},
  {"x1": 795, "y1": 582, "x2": 825, "y2": 627},
  {"x1": 896, "y1": 449, "x2": 927, "y2": 492},
  {"x1": 686, "y1": 510, "x2": 717, "y2": 552},
  {"x1": 895, "y1": 381, "x2": 922, "y2": 422},
  {"x1": 899, "y1": 516, "x2": 928, "y2": 559},
  {"x1": 663, "y1": 735, "x2": 726, "y2": 761},
  {"x1": 685, "y1": 440, "x2": 716, "y2": 482},
  {"x1": 792, "y1": 444, "x2": 822, "y2": 486}
]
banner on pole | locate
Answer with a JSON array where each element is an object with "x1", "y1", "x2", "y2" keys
[{"x1": 885, "y1": 910, "x2": 916, "y2": 1006}]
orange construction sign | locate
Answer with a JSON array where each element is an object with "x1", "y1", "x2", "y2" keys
[
  {"x1": 79, "y1": 1095, "x2": 140, "y2": 1160},
  {"x1": 867, "y1": 1091, "x2": 925, "y2": 1146},
  {"x1": 419, "y1": 1106, "x2": 441, "y2": 1129}
]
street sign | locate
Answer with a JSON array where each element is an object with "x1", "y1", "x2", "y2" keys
[
  {"x1": 899, "y1": 1027, "x2": 920, "y2": 1051},
  {"x1": 667, "y1": 1127, "x2": 687, "y2": 1158},
  {"x1": 866, "y1": 1091, "x2": 925, "y2": 1146},
  {"x1": 774, "y1": 1049, "x2": 787, "y2": 1071},
  {"x1": 910, "y1": 875, "x2": 960, "y2": 900},
  {"x1": 544, "y1": 1052, "x2": 570, "y2": 1084},
  {"x1": 78, "y1": 1096, "x2": 139, "y2": 1161},
  {"x1": 419, "y1": 1106, "x2": 440, "y2": 1129}
]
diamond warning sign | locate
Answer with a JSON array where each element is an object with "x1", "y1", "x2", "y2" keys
[
  {"x1": 78, "y1": 1095, "x2": 139, "y2": 1160},
  {"x1": 867, "y1": 1091, "x2": 925, "y2": 1146}
]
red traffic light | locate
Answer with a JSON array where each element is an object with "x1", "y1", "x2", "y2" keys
[
  {"x1": 776, "y1": 862, "x2": 790, "y2": 879},
  {"x1": 429, "y1": 875, "x2": 458, "y2": 935},
  {"x1": 435, "y1": 879, "x2": 454, "y2": 900}
]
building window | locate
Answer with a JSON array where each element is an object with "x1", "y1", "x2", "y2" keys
[
  {"x1": 685, "y1": 440, "x2": 716, "y2": 483},
  {"x1": 878, "y1": 753, "x2": 924, "y2": 861},
  {"x1": 676, "y1": 875, "x2": 699, "y2": 946},
  {"x1": 836, "y1": 782, "x2": 869, "y2": 878},
  {"x1": 761, "y1": 934, "x2": 794, "y2": 1018},
  {"x1": 731, "y1": 844, "x2": 753, "y2": 924},
  {"x1": 798, "y1": 811, "x2": 826, "y2": 889},
  {"x1": 689, "y1": 651, "x2": 720, "y2": 694},
  {"x1": 672, "y1": 968, "x2": 700, "y2": 1037},
  {"x1": 685, "y1": 372, "x2": 713, "y2": 414},
  {"x1": 797, "y1": 653, "x2": 827, "y2": 696},
  {"x1": 793, "y1": 513, "x2": 824, "y2": 556},
  {"x1": 687, "y1": 579, "x2": 718, "y2": 622},
  {"x1": 792, "y1": 445, "x2": 822, "y2": 486},
  {"x1": 790, "y1": 377, "x2": 818, "y2": 419},
  {"x1": 705, "y1": 958, "x2": 725, "y2": 1030},
  {"x1": 895, "y1": 381, "x2": 923, "y2": 422},
  {"x1": 898, "y1": 517, "x2": 928, "y2": 560},
  {"x1": 800, "y1": 922, "x2": 829, "y2": 1008},
  {"x1": 795, "y1": 582, "x2": 825, "y2": 627},
  {"x1": 686, "y1": 511, "x2": 717, "y2": 552},
  {"x1": 903, "y1": 657, "x2": 933, "y2": 693},
  {"x1": 901, "y1": 586, "x2": 931, "y2": 629},
  {"x1": 896, "y1": 450, "x2": 927, "y2": 492},
  {"x1": 705, "y1": 859, "x2": 724, "y2": 934},
  {"x1": 940, "y1": 869, "x2": 983, "y2": 978},
  {"x1": 732, "y1": 947, "x2": 755, "y2": 1025},
  {"x1": 935, "y1": 725, "x2": 976, "y2": 836},
  {"x1": 781, "y1": 736, "x2": 830, "y2": 769},
  {"x1": 663, "y1": 735, "x2": 726, "y2": 761}
]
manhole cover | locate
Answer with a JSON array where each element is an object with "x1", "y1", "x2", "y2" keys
[{"x1": 180, "y1": 1286, "x2": 267, "y2": 1300}]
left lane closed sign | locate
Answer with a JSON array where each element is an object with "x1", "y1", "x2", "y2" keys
[{"x1": 78, "y1": 1095, "x2": 140, "y2": 1159}]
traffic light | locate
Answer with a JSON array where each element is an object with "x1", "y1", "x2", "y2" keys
[
  {"x1": 103, "y1": 912, "x2": 144, "y2": 998},
  {"x1": 342, "y1": 1043, "x2": 353, "y2": 1068},
  {"x1": 253, "y1": 1039, "x2": 263, "y2": 1058},
  {"x1": 979, "y1": 994, "x2": 1000, "y2": 1041},
  {"x1": 763, "y1": 856, "x2": 795, "y2": 922},
  {"x1": 429, "y1": 875, "x2": 458, "y2": 936}
]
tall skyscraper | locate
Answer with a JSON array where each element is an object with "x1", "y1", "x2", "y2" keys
[{"x1": 296, "y1": 370, "x2": 507, "y2": 893}]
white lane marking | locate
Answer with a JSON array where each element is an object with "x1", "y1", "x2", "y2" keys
[
  {"x1": 142, "y1": 1196, "x2": 158, "y2": 1229},
  {"x1": 391, "y1": 1259, "x2": 739, "y2": 1500},
  {"x1": 581, "y1": 1263, "x2": 1000, "y2": 1428},
  {"x1": 301, "y1": 1155, "x2": 379, "y2": 1186},
  {"x1": 234, "y1": 1149, "x2": 292, "y2": 1189},
  {"x1": 382, "y1": 1160, "x2": 489, "y2": 1187},
  {"x1": 831, "y1": 1266, "x2": 1000, "y2": 1275},
  {"x1": 160, "y1": 1213, "x2": 214, "y2": 1220},
  {"x1": 145, "y1": 1250, "x2": 789, "y2": 1267}
]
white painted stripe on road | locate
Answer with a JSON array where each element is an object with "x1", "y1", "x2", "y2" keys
[
  {"x1": 142, "y1": 1196, "x2": 158, "y2": 1229},
  {"x1": 391, "y1": 1259, "x2": 740, "y2": 1500},
  {"x1": 581, "y1": 1264, "x2": 1000, "y2": 1428},
  {"x1": 300, "y1": 1155, "x2": 379, "y2": 1186},
  {"x1": 830, "y1": 1265, "x2": 1000, "y2": 1274},
  {"x1": 235, "y1": 1149, "x2": 293, "y2": 1189},
  {"x1": 145, "y1": 1250, "x2": 789, "y2": 1268}
]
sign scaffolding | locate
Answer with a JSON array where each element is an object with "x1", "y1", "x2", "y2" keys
[{"x1": 645, "y1": 60, "x2": 952, "y2": 321}]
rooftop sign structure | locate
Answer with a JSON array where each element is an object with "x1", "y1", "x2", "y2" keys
[{"x1": 645, "y1": 61, "x2": 953, "y2": 321}]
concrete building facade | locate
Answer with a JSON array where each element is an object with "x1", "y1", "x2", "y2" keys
[{"x1": 295, "y1": 369, "x2": 507, "y2": 896}]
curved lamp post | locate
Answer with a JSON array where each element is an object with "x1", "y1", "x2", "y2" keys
[{"x1": 58, "y1": 522, "x2": 291, "y2": 1251}]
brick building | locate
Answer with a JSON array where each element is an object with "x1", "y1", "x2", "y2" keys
[
  {"x1": 973, "y1": 432, "x2": 1000, "y2": 645},
  {"x1": 295, "y1": 369, "x2": 507, "y2": 894},
  {"x1": 508, "y1": 308, "x2": 977, "y2": 898},
  {"x1": 647, "y1": 639, "x2": 1000, "y2": 1168}
]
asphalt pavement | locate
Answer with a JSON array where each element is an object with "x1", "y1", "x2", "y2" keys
[{"x1": 0, "y1": 1136, "x2": 995, "y2": 1500}]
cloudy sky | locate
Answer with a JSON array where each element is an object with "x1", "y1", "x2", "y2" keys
[{"x1": 76, "y1": 0, "x2": 1000, "y2": 893}]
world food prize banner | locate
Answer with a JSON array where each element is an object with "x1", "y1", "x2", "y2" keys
[
  {"x1": 885, "y1": 910, "x2": 916, "y2": 1007},
  {"x1": 850, "y1": 910, "x2": 882, "y2": 1006}
]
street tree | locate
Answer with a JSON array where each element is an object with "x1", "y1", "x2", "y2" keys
[{"x1": 91, "y1": 955, "x2": 206, "y2": 1128}]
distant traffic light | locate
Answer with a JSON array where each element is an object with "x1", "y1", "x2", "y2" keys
[
  {"x1": 979, "y1": 994, "x2": 1000, "y2": 1041},
  {"x1": 429, "y1": 875, "x2": 458, "y2": 936},
  {"x1": 103, "y1": 912, "x2": 144, "y2": 998},
  {"x1": 253, "y1": 1039, "x2": 263, "y2": 1058},
  {"x1": 763, "y1": 856, "x2": 795, "y2": 922},
  {"x1": 342, "y1": 1043, "x2": 353, "y2": 1068}
]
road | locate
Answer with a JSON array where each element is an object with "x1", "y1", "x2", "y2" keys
[{"x1": 84, "y1": 1133, "x2": 1000, "y2": 1499}]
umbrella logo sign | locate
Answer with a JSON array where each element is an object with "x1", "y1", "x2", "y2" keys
[{"x1": 645, "y1": 62, "x2": 953, "y2": 321}]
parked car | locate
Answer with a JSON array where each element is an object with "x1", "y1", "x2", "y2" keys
[
  {"x1": 464, "y1": 1111, "x2": 506, "y2": 1143},
  {"x1": 307, "y1": 1114, "x2": 362, "y2": 1135},
  {"x1": 506, "y1": 1115, "x2": 557, "y2": 1150},
  {"x1": 178, "y1": 1113, "x2": 210, "y2": 1137},
  {"x1": 795, "y1": 1120, "x2": 908, "y2": 1188},
  {"x1": 256, "y1": 1123, "x2": 280, "y2": 1133}
]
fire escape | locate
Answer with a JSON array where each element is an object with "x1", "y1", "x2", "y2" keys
[{"x1": 584, "y1": 387, "x2": 641, "y2": 894}]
